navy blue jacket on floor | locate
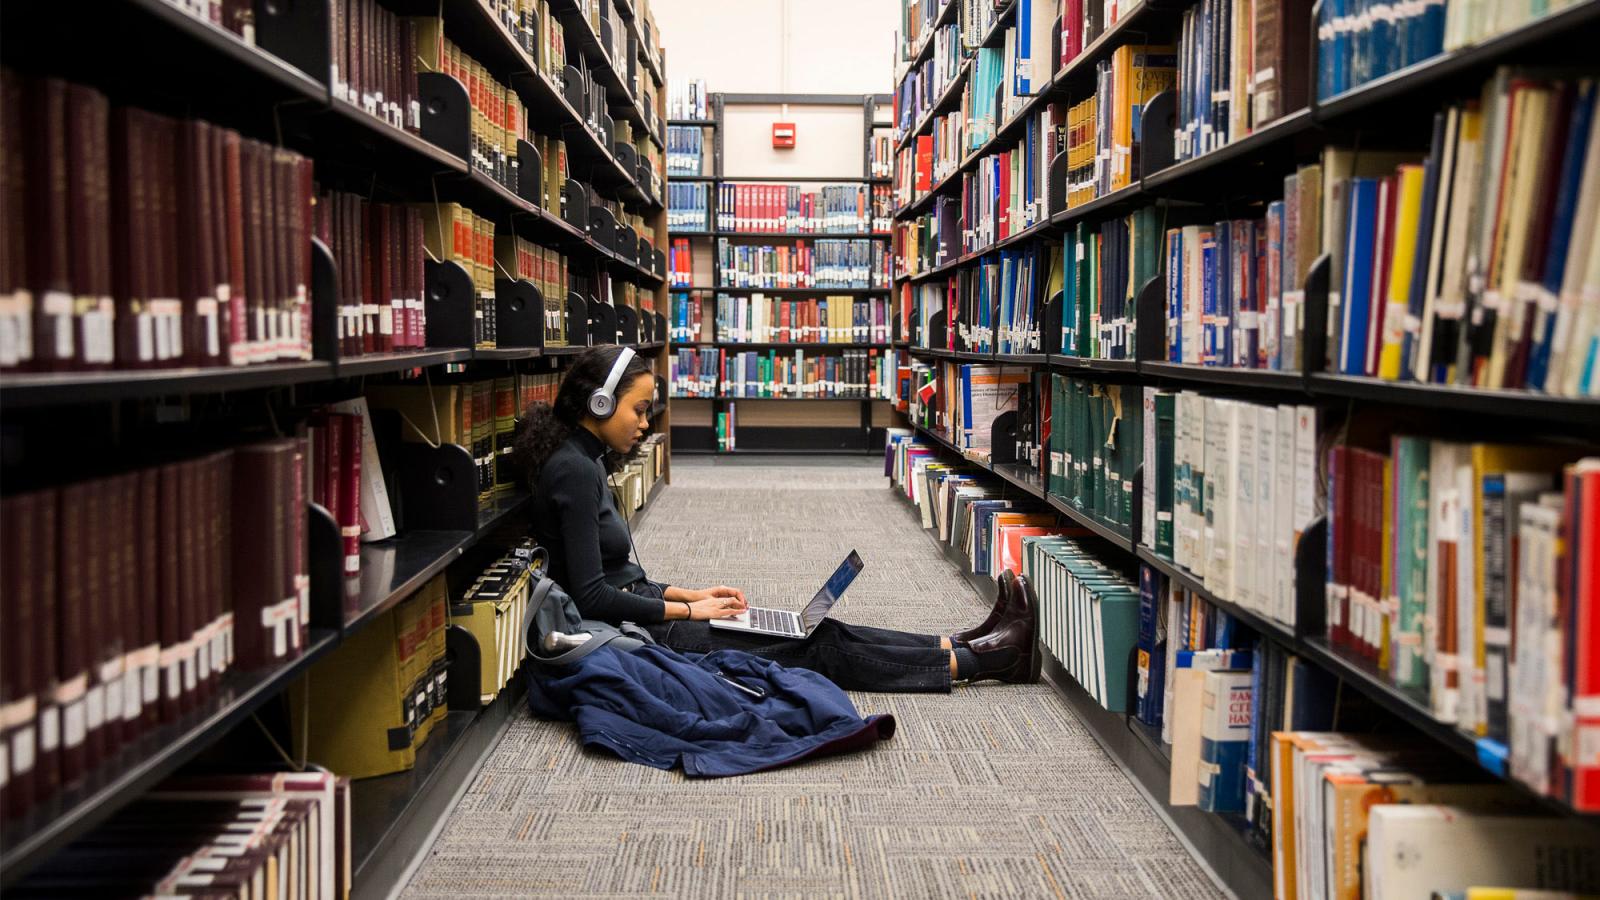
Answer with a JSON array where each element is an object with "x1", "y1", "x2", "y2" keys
[{"x1": 526, "y1": 643, "x2": 896, "y2": 777}]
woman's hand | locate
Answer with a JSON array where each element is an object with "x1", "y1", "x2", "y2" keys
[{"x1": 686, "y1": 586, "x2": 747, "y2": 620}]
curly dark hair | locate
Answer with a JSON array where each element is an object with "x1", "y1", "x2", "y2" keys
[{"x1": 512, "y1": 344, "x2": 655, "y2": 485}]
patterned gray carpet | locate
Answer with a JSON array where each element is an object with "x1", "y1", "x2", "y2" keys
[{"x1": 402, "y1": 457, "x2": 1228, "y2": 899}]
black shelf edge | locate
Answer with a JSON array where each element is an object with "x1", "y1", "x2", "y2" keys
[
  {"x1": 975, "y1": 0, "x2": 1019, "y2": 48},
  {"x1": 1142, "y1": 107, "x2": 1316, "y2": 192},
  {"x1": 344, "y1": 530, "x2": 473, "y2": 636},
  {"x1": 314, "y1": 99, "x2": 472, "y2": 176},
  {"x1": 334, "y1": 350, "x2": 474, "y2": 378},
  {"x1": 1306, "y1": 373, "x2": 1600, "y2": 424},
  {"x1": 905, "y1": 346, "x2": 997, "y2": 362},
  {"x1": 991, "y1": 461, "x2": 1046, "y2": 500},
  {"x1": 470, "y1": 347, "x2": 541, "y2": 362},
  {"x1": 0, "y1": 361, "x2": 335, "y2": 407},
  {"x1": 667, "y1": 119, "x2": 718, "y2": 127},
  {"x1": 1141, "y1": 361, "x2": 1308, "y2": 391},
  {"x1": 1048, "y1": 355, "x2": 1139, "y2": 373},
  {"x1": 127, "y1": 0, "x2": 329, "y2": 102},
  {"x1": 476, "y1": 489, "x2": 533, "y2": 534},
  {"x1": 1044, "y1": 492, "x2": 1136, "y2": 552},
  {"x1": 716, "y1": 175, "x2": 895, "y2": 184},
  {"x1": 0, "y1": 628, "x2": 342, "y2": 883},
  {"x1": 1133, "y1": 546, "x2": 1297, "y2": 647},
  {"x1": 666, "y1": 175, "x2": 717, "y2": 182},
  {"x1": 1049, "y1": 182, "x2": 1146, "y2": 227}
]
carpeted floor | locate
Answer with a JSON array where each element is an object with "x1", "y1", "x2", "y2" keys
[{"x1": 401, "y1": 457, "x2": 1229, "y2": 899}]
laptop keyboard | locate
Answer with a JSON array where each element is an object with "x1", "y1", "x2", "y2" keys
[{"x1": 752, "y1": 607, "x2": 798, "y2": 634}]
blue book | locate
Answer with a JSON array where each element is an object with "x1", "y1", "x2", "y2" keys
[
  {"x1": 1136, "y1": 565, "x2": 1167, "y2": 728},
  {"x1": 1285, "y1": 655, "x2": 1339, "y2": 729},
  {"x1": 1202, "y1": 229, "x2": 1218, "y2": 365},
  {"x1": 1196, "y1": 669, "x2": 1253, "y2": 813},
  {"x1": 1168, "y1": 227, "x2": 1183, "y2": 361},
  {"x1": 1338, "y1": 177, "x2": 1380, "y2": 375}
]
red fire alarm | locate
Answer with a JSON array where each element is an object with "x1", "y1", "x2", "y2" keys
[{"x1": 771, "y1": 122, "x2": 796, "y2": 148}]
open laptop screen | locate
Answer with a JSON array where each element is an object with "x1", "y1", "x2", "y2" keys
[{"x1": 799, "y1": 550, "x2": 864, "y2": 634}]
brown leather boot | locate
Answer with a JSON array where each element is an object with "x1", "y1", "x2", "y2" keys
[
  {"x1": 965, "y1": 571, "x2": 1039, "y2": 684},
  {"x1": 952, "y1": 569, "x2": 1014, "y2": 646}
]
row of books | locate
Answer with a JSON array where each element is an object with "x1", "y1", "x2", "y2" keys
[
  {"x1": 331, "y1": 0, "x2": 422, "y2": 137},
  {"x1": 667, "y1": 182, "x2": 711, "y2": 231},
  {"x1": 908, "y1": 360, "x2": 1028, "y2": 459},
  {"x1": 719, "y1": 348, "x2": 895, "y2": 399},
  {"x1": 496, "y1": 231, "x2": 574, "y2": 347},
  {"x1": 715, "y1": 238, "x2": 890, "y2": 290},
  {"x1": 890, "y1": 194, "x2": 960, "y2": 277},
  {"x1": 291, "y1": 572, "x2": 451, "y2": 780},
  {"x1": 1059, "y1": 209, "x2": 1160, "y2": 360},
  {"x1": 1327, "y1": 439, "x2": 1600, "y2": 807},
  {"x1": 668, "y1": 238, "x2": 696, "y2": 287},
  {"x1": 666, "y1": 124, "x2": 706, "y2": 175},
  {"x1": 367, "y1": 374, "x2": 559, "y2": 512},
  {"x1": 707, "y1": 293, "x2": 893, "y2": 344},
  {"x1": 317, "y1": 193, "x2": 428, "y2": 355},
  {"x1": 0, "y1": 444, "x2": 311, "y2": 821},
  {"x1": 12, "y1": 771, "x2": 352, "y2": 898},
  {"x1": 894, "y1": 20, "x2": 963, "y2": 137},
  {"x1": 892, "y1": 110, "x2": 964, "y2": 208},
  {"x1": 870, "y1": 132, "x2": 895, "y2": 178},
  {"x1": 610, "y1": 434, "x2": 667, "y2": 522},
  {"x1": 1144, "y1": 389, "x2": 1321, "y2": 629},
  {"x1": 667, "y1": 77, "x2": 710, "y2": 121},
  {"x1": 1173, "y1": 0, "x2": 1310, "y2": 163},
  {"x1": 420, "y1": 202, "x2": 499, "y2": 349},
  {"x1": 0, "y1": 73, "x2": 314, "y2": 371},
  {"x1": 956, "y1": 109, "x2": 1057, "y2": 250},
  {"x1": 717, "y1": 405, "x2": 737, "y2": 450},
  {"x1": 451, "y1": 544, "x2": 536, "y2": 708},
  {"x1": 715, "y1": 183, "x2": 893, "y2": 235},
  {"x1": 1046, "y1": 374, "x2": 1144, "y2": 537},
  {"x1": 900, "y1": 0, "x2": 952, "y2": 61},
  {"x1": 668, "y1": 291, "x2": 706, "y2": 342},
  {"x1": 414, "y1": 18, "x2": 531, "y2": 190},
  {"x1": 670, "y1": 346, "x2": 719, "y2": 397},
  {"x1": 1331, "y1": 72, "x2": 1598, "y2": 395}
]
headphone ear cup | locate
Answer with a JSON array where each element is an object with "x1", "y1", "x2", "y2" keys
[{"x1": 589, "y1": 391, "x2": 613, "y2": 419}]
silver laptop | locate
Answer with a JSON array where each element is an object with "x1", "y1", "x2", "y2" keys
[{"x1": 709, "y1": 550, "x2": 864, "y2": 638}]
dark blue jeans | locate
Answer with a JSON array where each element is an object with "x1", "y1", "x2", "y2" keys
[{"x1": 628, "y1": 581, "x2": 952, "y2": 693}]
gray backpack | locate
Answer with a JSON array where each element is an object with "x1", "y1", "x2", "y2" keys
[{"x1": 521, "y1": 573, "x2": 653, "y2": 668}]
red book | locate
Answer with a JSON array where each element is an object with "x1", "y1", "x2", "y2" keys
[
  {"x1": 915, "y1": 136, "x2": 933, "y2": 192},
  {"x1": 1327, "y1": 444, "x2": 1351, "y2": 652},
  {"x1": 998, "y1": 150, "x2": 1011, "y2": 240},
  {"x1": 1572, "y1": 462, "x2": 1600, "y2": 809},
  {"x1": 220, "y1": 130, "x2": 247, "y2": 365},
  {"x1": 337, "y1": 413, "x2": 362, "y2": 576},
  {"x1": 231, "y1": 441, "x2": 294, "y2": 670}
]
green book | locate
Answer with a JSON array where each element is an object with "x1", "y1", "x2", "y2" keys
[
  {"x1": 1394, "y1": 435, "x2": 1431, "y2": 690},
  {"x1": 1154, "y1": 391, "x2": 1176, "y2": 558}
]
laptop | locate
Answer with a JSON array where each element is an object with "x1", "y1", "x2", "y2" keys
[{"x1": 708, "y1": 550, "x2": 864, "y2": 638}]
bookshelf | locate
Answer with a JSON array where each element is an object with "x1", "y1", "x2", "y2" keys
[
  {"x1": 0, "y1": 0, "x2": 676, "y2": 894},
  {"x1": 667, "y1": 91, "x2": 902, "y2": 454},
  {"x1": 891, "y1": 0, "x2": 1600, "y2": 895}
]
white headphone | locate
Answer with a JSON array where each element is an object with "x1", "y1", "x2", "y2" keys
[{"x1": 588, "y1": 346, "x2": 636, "y2": 419}]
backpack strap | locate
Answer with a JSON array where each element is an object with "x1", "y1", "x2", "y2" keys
[{"x1": 523, "y1": 575, "x2": 646, "y2": 668}]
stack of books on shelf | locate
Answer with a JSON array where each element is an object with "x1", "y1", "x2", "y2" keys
[
  {"x1": 0, "y1": 73, "x2": 314, "y2": 371},
  {"x1": 1173, "y1": 0, "x2": 1310, "y2": 161},
  {"x1": 894, "y1": 19, "x2": 962, "y2": 137},
  {"x1": 716, "y1": 238, "x2": 889, "y2": 289},
  {"x1": 871, "y1": 132, "x2": 895, "y2": 178},
  {"x1": 716, "y1": 183, "x2": 891, "y2": 234},
  {"x1": 668, "y1": 78, "x2": 710, "y2": 120},
  {"x1": 714, "y1": 294, "x2": 889, "y2": 343},
  {"x1": 0, "y1": 443, "x2": 311, "y2": 821},
  {"x1": 668, "y1": 238, "x2": 696, "y2": 286},
  {"x1": 716, "y1": 403, "x2": 736, "y2": 450},
  {"x1": 290, "y1": 573, "x2": 450, "y2": 779},
  {"x1": 666, "y1": 124, "x2": 706, "y2": 175},
  {"x1": 670, "y1": 290, "x2": 708, "y2": 342},
  {"x1": 317, "y1": 193, "x2": 428, "y2": 355},
  {"x1": 11, "y1": 771, "x2": 352, "y2": 897},
  {"x1": 413, "y1": 17, "x2": 529, "y2": 189},
  {"x1": 450, "y1": 540, "x2": 541, "y2": 707},
  {"x1": 670, "y1": 345, "x2": 718, "y2": 396},
  {"x1": 719, "y1": 348, "x2": 893, "y2": 399},
  {"x1": 331, "y1": 0, "x2": 423, "y2": 134},
  {"x1": 494, "y1": 233, "x2": 572, "y2": 347},
  {"x1": 610, "y1": 433, "x2": 667, "y2": 518},
  {"x1": 668, "y1": 182, "x2": 710, "y2": 231},
  {"x1": 1058, "y1": 207, "x2": 1161, "y2": 361},
  {"x1": 419, "y1": 202, "x2": 498, "y2": 349}
]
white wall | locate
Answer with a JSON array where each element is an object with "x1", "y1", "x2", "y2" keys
[
  {"x1": 652, "y1": 0, "x2": 900, "y2": 95},
  {"x1": 652, "y1": 0, "x2": 899, "y2": 176}
]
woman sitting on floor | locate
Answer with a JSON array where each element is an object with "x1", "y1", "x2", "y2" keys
[{"x1": 513, "y1": 344, "x2": 1036, "y2": 693}]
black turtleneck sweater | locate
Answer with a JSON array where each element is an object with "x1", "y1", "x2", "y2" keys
[{"x1": 530, "y1": 428, "x2": 664, "y2": 624}]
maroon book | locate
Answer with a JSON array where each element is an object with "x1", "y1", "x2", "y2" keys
[
  {"x1": 55, "y1": 481, "x2": 91, "y2": 784},
  {"x1": 231, "y1": 441, "x2": 296, "y2": 670},
  {"x1": 1, "y1": 492, "x2": 39, "y2": 818}
]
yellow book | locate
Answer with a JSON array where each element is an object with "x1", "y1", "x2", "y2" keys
[
  {"x1": 1112, "y1": 45, "x2": 1177, "y2": 191},
  {"x1": 1378, "y1": 164, "x2": 1427, "y2": 379}
]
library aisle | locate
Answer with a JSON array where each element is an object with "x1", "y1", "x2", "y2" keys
[{"x1": 402, "y1": 458, "x2": 1224, "y2": 899}]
